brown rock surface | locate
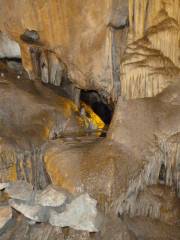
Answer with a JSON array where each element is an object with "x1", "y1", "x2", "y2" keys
[
  {"x1": 0, "y1": 70, "x2": 93, "y2": 187},
  {"x1": 0, "y1": 0, "x2": 129, "y2": 101},
  {"x1": 44, "y1": 81, "x2": 180, "y2": 238}
]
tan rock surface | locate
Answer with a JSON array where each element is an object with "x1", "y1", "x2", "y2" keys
[{"x1": 0, "y1": 0, "x2": 128, "y2": 101}]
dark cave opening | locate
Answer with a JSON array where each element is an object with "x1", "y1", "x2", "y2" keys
[
  {"x1": 80, "y1": 90, "x2": 113, "y2": 125},
  {"x1": 0, "y1": 57, "x2": 22, "y2": 63},
  {"x1": 0, "y1": 57, "x2": 23, "y2": 74}
]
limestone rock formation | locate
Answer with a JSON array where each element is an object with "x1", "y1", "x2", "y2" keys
[
  {"x1": 0, "y1": 182, "x2": 101, "y2": 233},
  {"x1": 35, "y1": 185, "x2": 68, "y2": 207},
  {"x1": 49, "y1": 193, "x2": 101, "y2": 232},
  {"x1": 5, "y1": 181, "x2": 33, "y2": 201},
  {"x1": 121, "y1": 0, "x2": 180, "y2": 99},
  {"x1": 9, "y1": 199, "x2": 49, "y2": 222}
]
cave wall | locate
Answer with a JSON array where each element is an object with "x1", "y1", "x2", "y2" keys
[
  {"x1": 0, "y1": 0, "x2": 128, "y2": 101},
  {"x1": 0, "y1": 1, "x2": 179, "y2": 101}
]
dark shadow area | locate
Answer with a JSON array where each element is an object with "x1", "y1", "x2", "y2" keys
[
  {"x1": 0, "y1": 57, "x2": 22, "y2": 63},
  {"x1": 80, "y1": 90, "x2": 113, "y2": 125}
]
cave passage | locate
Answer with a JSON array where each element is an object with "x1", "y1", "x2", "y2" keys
[{"x1": 80, "y1": 90, "x2": 113, "y2": 125}]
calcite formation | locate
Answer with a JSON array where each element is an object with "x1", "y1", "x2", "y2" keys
[
  {"x1": 5, "y1": 181, "x2": 33, "y2": 201},
  {"x1": 121, "y1": 0, "x2": 180, "y2": 99}
]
